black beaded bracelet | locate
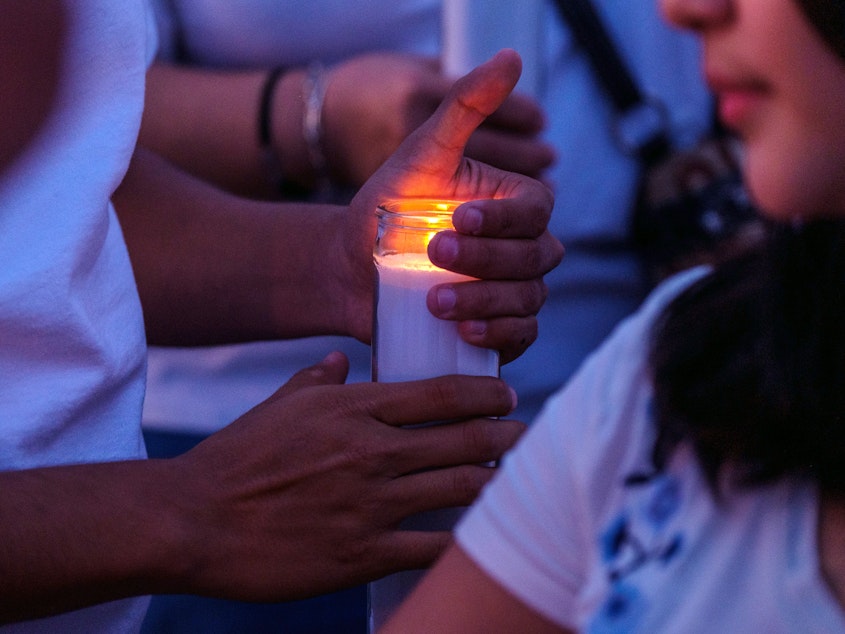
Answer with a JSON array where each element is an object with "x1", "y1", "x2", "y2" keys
[
  {"x1": 258, "y1": 67, "x2": 285, "y2": 149},
  {"x1": 258, "y1": 67, "x2": 287, "y2": 193}
]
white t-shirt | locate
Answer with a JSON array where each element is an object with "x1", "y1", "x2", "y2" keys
[
  {"x1": 153, "y1": 0, "x2": 440, "y2": 64},
  {"x1": 457, "y1": 268, "x2": 845, "y2": 632},
  {"x1": 0, "y1": 1, "x2": 157, "y2": 630},
  {"x1": 143, "y1": 0, "x2": 712, "y2": 433}
]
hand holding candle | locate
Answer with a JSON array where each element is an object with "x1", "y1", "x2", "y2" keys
[
  {"x1": 373, "y1": 199, "x2": 499, "y2": 382},
  {"x1": 346, "y1": 49, "x2": 564, "y2": 364}
]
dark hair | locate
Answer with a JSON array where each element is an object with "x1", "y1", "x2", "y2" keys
[
  {"x1": 794, "y1": 0, "x2": 845, "y2": 60},
  {"x1": 648, "y1": 218, "x2": 845, "y2": 495}
]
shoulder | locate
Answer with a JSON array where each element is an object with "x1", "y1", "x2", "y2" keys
[
  {"x1": 531, "y1": 266, "x2": 710, "y2": 502},
  {"x1": 455, "y1": 267, "x2": 711, "y2": 628}
]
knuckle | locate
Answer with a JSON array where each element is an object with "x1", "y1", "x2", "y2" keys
[
  {"x1": 500, "y1": 204, "x2": 518, "y2": 234},
  {"x1": 477, "y1": 282, "x2": 499, "y2": 313},
  {"x1": 517, "y1": 242, "x2": 545, "y2": 279},
  {"x1": 518, "y1": 279, "x2": 546, "y2": 315},
  {"x1": 461, "y1": 419, "x2": 498, "y2": 459},
  {"x1": 339, "y1": 433, "x2": 393, "y2": 475},
  {"x1": 425, "y1": 379, "x2": 462, "y2": 410},
  {"x1": 334, "y1": 531, "x2": 379, "y2": 568},
  {"x1": 451, "y1": 465, "x2": 490, "y2": 503}
]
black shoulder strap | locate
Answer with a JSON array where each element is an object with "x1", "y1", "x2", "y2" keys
[
  {"x1": 551, "y1": 0, "x2": 671, "y2": 165},
  {"x1": 161, "y1": 0, "x2": 189, "y2": 62}
]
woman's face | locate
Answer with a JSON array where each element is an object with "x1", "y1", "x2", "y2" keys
[{"x1": 660, "y1": 0, "x2": 845, "y2": 219}]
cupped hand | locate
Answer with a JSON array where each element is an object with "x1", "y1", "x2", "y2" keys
[
  {"x1": 173, "y1": 352, "x2": 524, "y2": 601},
  {"x1": 321, "y1": 52, "x2": 555, "y2": 187},
  {"x1": 342, "y1": 49, "x2": 564, "y2": 363}
]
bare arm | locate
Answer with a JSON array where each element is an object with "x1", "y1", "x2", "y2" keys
[
  {"x1": 0, "y1": 357, "x2": 524, "y2": 623},
  {"x1": 0, "y1": 12, "x2": 551, "y2": 623},
  {"x1": 123, "y1": 50, "x2": 563, "y2": 359},
  {"x1": 112, "y1": 148, "x2": 355, "y2": 345},
  {"x1": 381, "y1": 544, "x2": 572, "y2": 634},
  {"x1": 139, "y1": 62, "x2": 313, "y2": 198},
  {"x1": 139, "y1": 54, "x2": 556, "y2": 200}
]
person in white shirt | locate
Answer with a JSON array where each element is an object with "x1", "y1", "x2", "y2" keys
[
  {"x1": 382, "y1": 0, "x2": 845, "y2": 631},
  {"x1": 0, "y1": 1, "x2": 562, "y2": 629}
]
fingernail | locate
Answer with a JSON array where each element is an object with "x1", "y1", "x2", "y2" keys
[
  {"x1": 435, "y1": 287, "x2": 457, "y2": 313},
  {"x1": 508, "y1": 387, "x2": 518, "y2": 411},
  {"x1": 455, "y1": 205, "x2": 483, "y2": 235},
  {"x1": 431, "y1": 233, "x2": 459, "y2": 266}
]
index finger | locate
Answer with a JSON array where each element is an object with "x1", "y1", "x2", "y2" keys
[
  {"x1": 367, "y1": 375, "x2": 517, "y2": 427},
  {"x1": 451, "y1": 192, "x2": 554, "y2": 239}
]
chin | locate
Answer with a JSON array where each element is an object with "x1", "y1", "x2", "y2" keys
[{"x1": 744, "y1": 162, "x2": 817, "y2": 222}]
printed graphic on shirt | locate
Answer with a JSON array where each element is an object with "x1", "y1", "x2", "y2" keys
[{"x1": 588, "y1": 442, "x2": 685, "y2": 634}]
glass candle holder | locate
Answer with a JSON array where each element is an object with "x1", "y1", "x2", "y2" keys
[
  {"x1": 372, "y1": 198, "x2": 499, "y2": 382},
  {"x1": 368, "y1": 199, "x2": 499, "y2": 632}
]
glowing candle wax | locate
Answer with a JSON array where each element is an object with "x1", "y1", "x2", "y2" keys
[
  {"x1": 367, "y1": 200, "x2": 499, "y2": 632},
  {"x1": 373, "y1": 252, "x2": 498, "y2": 382}
]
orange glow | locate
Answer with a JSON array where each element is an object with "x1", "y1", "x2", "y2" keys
[{"x1": 375, "y1": 198, "x2": 464, "y2": 256}]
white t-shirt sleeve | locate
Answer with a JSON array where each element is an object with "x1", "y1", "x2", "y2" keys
[{"x1": 455, "y1": 268, "x2": 707, "y2": 629}]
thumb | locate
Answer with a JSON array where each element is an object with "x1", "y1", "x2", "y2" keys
[
  {"x1": 379, "y1": 48, "x2": 521, "y2": 195},
  {"x1": 420, "y1": 48, "x2": 522, "y2": 157},
  {"x1": 349, "y1": 50, "x2": 522, "y2": 227},
  {"x1": 272, "y1": 351, "x2": 350, "y2": 398}
]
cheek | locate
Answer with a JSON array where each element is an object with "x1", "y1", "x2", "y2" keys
[{"x1": 742, "y1": 97, "x2": 845, "y2": 219}]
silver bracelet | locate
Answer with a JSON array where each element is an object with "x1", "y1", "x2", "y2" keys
[{"x1": 302, "y1": 62, "x2": 329, "y2": 183}]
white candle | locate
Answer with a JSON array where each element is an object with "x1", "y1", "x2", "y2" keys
[
  {"x1": 442, "y1": 0, "x2": 544, "y2": 98},
  {"x1": 367, "y1": 200, "x2": 499, "y2": 632},
  {"x1": 374, "y1": 252, "x2": 499, "y2": 382}
]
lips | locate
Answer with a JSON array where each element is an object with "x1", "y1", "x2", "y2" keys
[{"x1": 705, "y1": 71, "x2": 770, "y2": 131}]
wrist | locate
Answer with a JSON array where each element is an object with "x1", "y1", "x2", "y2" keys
[
  {"x1": 301, "y1": 62, "x2": 330, "y2": 193},
  {"x1": 264, "y1": 65, "x2": 332, "y2": 197}
]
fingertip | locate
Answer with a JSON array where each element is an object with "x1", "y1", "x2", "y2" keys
[
  {"x1": 484, "y1": 48, "x2": 522, "y2": 92},
  {"x1": 429, "y1": 286, "x2": 457, "y2": 316},
  {"x1": 490, "y1": 48, "x2": 522, "y2": 74},
  {"x1": 453, "y1": 204, "x2": 484, "y2": 235},
  {"x1": 322, "y1": 350, "x2": 348, "y2": 365},
  {"x1": 428, "y1": 231, "x2": 459, "y2": 267},
  {"x1": 507, "y1": 386, "x2": 518, "y2": 413},
  {"x1": 313, "y1": 350, "x2": 350, "y2": 378}
]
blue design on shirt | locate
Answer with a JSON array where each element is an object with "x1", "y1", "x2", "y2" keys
[
  {"x1": 588, "y1": 444, "x2": 686, "y2": 632},
  {"x1": 600, "y1": 515, "x2": 629, "y2": 562},
  {"x1": 588, "y1": 582, "x2": 647, "y2": 634},
  {"x1": 645, "y1": 475, "x2": 681, "y2": 528}
]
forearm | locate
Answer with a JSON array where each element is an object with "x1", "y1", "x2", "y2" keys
[
  {"x1": 139, "y1": 62, "x2": 313, "y2": 198},
  {"x1": 113, "y1": 147, "x2": 361, "y2": 346},
  {"x1": 0, "y1": 459, "x2": 187, "y2": 623}
]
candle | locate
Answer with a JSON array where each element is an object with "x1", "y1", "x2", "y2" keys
[
  {"x1": 441, "y1": 0, "x2": 544, "y2": 98},
  {"x1": 367, "y1": 199, "x2": 499, "y2": 632},
  {"x1": 372, "y1": 199, "x2": 499, "y2": 382},
  {"x1": 374, "y1": 252, "x2": 499, "y2": 381}
]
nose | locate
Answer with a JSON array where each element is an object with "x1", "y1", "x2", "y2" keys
[{"x1": 660, "y1": 0, "x2": 732, "y2": 31}]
